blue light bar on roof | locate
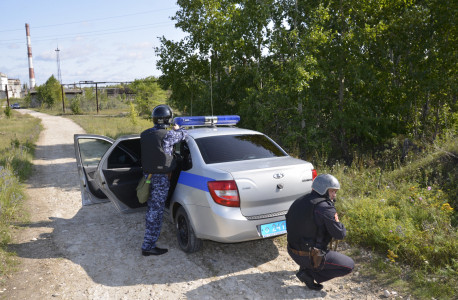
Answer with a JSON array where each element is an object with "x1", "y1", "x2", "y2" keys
[{"x1": 174, "y1": 115, "x2": 240, "y2": 126}]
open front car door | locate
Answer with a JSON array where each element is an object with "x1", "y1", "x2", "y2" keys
[
  {"x1": 74, "y1": 134, "x2": 147, "y2": 213},
  {"x1": 74, "y1": 134, "x2": 114, "y2": 206},
  {"x1": 94, "y1": 134, "x2": 146, "y2": 213}
]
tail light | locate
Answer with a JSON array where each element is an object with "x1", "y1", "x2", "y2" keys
[
  {"x1": 312, "y1": 169, "x2": 318, "y2": 180},
  {"x1": 208, "y1": 180, "x2": 240, "y2": 207}
]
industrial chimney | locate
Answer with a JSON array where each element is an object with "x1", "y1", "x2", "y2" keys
[{"x1": 25, "y1": 23, "x2": 36, "y2": 89}]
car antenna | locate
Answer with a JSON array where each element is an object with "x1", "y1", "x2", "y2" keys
[{"x1": 209, "y1": 53, "x2": 213, "y2": 117}]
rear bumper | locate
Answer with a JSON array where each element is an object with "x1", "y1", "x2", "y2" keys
[{"x1": 185, "y1": 204, "x2": 286, "y2": 243}]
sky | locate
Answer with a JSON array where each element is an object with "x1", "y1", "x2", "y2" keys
[{"x1": 0, "y1": 0, "x2": 187, "y2": 87}]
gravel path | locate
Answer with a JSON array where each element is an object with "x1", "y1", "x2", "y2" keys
[{"x1": 3, "y1": 109, "x2": 405, "y2": 299}]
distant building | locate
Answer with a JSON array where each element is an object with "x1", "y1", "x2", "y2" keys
[
  {"x1": 8, "y1": 79, "x2": 21, "y2": 98},
  {"x1": 0, "y1": 72, "x2": 22, "y2": 99},
  {"x1": 0, "y1": 72, "x2": 8, "y2": 99}
]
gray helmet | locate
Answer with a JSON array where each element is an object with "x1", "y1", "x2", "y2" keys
[{"x1": 312, "y1": 174, "x2": 340, "y2": 195}]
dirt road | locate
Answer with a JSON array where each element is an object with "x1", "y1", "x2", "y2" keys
[{"x1": 4, "y1": 109, "x2": 397, "y2": 299}]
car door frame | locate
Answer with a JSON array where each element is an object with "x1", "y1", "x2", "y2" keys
[{"x1": 74, "y1": 134, "x2": 115, "y2": 206}]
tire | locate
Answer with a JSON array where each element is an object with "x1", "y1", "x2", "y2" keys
[{"x1": 175, "y1": 207, "x2": 203, "y2": 253}]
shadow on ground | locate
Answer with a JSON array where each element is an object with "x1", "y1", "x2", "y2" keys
[{"x1": 8, "y1": 202, "x2": 283, "y2": 288}]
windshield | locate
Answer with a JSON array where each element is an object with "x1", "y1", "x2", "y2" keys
[{"x1": 195, "y1": 134, "x2": 287, "y2": 164}]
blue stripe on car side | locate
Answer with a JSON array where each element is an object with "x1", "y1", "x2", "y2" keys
[{"x1": 177, "y1": 172, "x2": 215, "y2": 192}]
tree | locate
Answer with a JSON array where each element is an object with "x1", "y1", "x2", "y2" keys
[
  {"x1": 156, "y1": 0, "x2": 458, "y2": 162},
  {"x1": 35, "y1": 75, "x2": 62, "y2": 108},
  {"x1": 130, "y1": 76, "x2": 167, "y2": 117}
]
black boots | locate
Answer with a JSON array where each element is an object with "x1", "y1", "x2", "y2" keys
[
  {"x1": 142, "y1": 247, "x2": 168, "y2": 256},
  {"x1": 296, "y1": 269, "x2": 323, "y2": 291}
]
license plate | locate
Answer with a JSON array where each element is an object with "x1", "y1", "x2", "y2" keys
[{"x1": 259, "y1": 220, "x2": 287, "y2": 238}]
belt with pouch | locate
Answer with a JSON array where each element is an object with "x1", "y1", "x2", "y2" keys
[
  {"x1": 288, "y1": 244, "x2": 326, "y2": 270},
  {"x1": 287, "y1": 244, "x2": 309, "y2": 256}
]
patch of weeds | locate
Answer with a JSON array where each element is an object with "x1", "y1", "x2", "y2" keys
[
  {"x1": 348, "y1": 248, "x2": 361, "y2": 257},
  {"x1": 0, "y1": 112, "x2": 42, "y2": 276}
]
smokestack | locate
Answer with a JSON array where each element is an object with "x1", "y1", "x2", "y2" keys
[{"x1": 25, "y1": 23, "x2": 36, "y2": 89}]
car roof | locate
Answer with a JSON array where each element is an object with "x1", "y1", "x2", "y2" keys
[
  {"x1": 187, "y1": 127, "x2": 262, "y2": 139},
  {"x1": 118, "y1": 127, "x2": 263, "y2": 141}
]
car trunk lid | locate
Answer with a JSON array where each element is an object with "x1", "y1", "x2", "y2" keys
[{"x1": 213, "y1": 157, "x2": 314, "y2": 217}]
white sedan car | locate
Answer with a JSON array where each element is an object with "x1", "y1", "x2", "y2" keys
[{"x1": 74, "y1": 115, "x2": 317, "y2": 253}]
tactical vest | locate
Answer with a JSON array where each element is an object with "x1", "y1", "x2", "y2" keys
[
  {"x1": 286, "y1": 192, "x2": 331, "y2": 251},
  {"x1": 140, "y1": 128, "x2": 176, "y2": 174}
]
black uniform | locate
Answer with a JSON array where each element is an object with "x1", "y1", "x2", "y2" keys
[{"x1": 286, "y1": 191, "x2": 354, "y2": 284}]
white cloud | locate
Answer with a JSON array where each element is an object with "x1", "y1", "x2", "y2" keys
[
  {"x1": 76, "y1": 57, "x2": 89, "y2": 64},
  {"x1": 115, "y1": 42, "x2": 154, "y2": 50},
  {"x1": 7, "y1": 44, "x2": 20, "y2": 49},
  {"x1": 36, "y1": 44, "x2": 99, "y2": 61},
  {"x1": 116, "y1": 52, "x2": 149, "y2": 61},
  {"x1": 73, "y1": 36, "x2": 86, "y2": 42}
]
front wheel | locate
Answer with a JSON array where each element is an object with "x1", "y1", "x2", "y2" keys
[{"x1": 175, "y1": 207, "x2": 203, "y2": 253}]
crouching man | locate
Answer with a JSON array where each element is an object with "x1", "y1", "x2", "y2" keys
[{"x1": 285, "y1": 174, "x2": 354, "y2": 290}]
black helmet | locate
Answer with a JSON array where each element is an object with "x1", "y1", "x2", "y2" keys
[{"x1": 152, "y1": 105, "x2": 173, "y2": 128}]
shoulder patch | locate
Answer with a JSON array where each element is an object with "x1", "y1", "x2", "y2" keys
[{"x1": 335, "y1": 213, "x2": 339, "y2": 222}]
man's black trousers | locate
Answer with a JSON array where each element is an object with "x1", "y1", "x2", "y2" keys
[{"x1": 288, "y1": 247, "x2": 354, "y2": 284}]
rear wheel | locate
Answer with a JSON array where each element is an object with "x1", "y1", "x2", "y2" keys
[{"x1": 175, "y1": 207, "x2": 203, "y2": 253}]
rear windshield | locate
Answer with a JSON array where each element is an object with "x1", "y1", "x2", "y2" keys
[{"x1": 195, "y1": 134, "x2": 287, "y2": 164}]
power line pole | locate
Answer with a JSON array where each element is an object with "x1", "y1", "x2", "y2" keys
[
  {"x1": 5, "y1": 84, "x2": 10, "y2": 107},
  {"x1": 95, "y1": 83, "x2": 99, "y2": 114},
  {"x1": 55, "y1": 46, "x2": 62, "y2": 84},
  {"x1": 61, "y1": 84, "x2": 65, "y2": 113}
]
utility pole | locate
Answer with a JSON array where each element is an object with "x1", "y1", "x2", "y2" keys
[
  {"x1": 95, "y1": 83, "x2": 99, "y2": 114},
  {"x1": 5, "y1": 84, "x2": 10, "y2": 107},
  {"x1": 61, "y1": 85, "x2": 65, "y2": 113},
  {"x1": 55, "y1": 47, "x2": 62, "y2": 84}
]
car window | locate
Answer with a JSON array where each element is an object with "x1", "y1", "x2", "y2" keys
[
  {"x1": 180, "y1": 141, "x2": 192, "y2": 171},
  {"x1": 107, "y1": 147, "x2": 136, "y2": 168},
  {"x1": 107, "y1": 139, "x2": 141, "y2": 169},
  {"x1": 195, "y1": 134, "x2": 287, "y2": 164},
  {"x1": 78, "y1": 138, "x2": 112, "y2": 166}
]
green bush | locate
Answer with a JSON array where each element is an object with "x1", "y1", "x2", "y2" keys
[
  {"x1": 313, "y1": 133, "x2": 458, "y2": 298},
  {"x1": 70, "y1": 97, "x2": 82, "y2": 114},
  {"x1": 340, "y1": 185, "x2": 456, "y2": 268},
  {"x1": 128, "y1": 102, "x2": 139, "y2": 125},
  {"x1": 3, "y1": 106, "x2": 12, "y2": 118}
]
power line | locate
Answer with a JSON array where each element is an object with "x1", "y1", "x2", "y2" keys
[
  {"x1": 0, "y1": 7, "x2": 179, "y2": 33},
  {"x1": 1, "y1": 21, "x2": 174, "y2": 43},
  {"x1": 0, "y1": 23, "x2": 176, "y2": 45}
]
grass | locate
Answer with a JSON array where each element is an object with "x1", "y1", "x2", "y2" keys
[
  {"x1": 313, "y1": 132, "x2": 458, "y2": 300},
  {"x1": 66, "y1": 114, "x2": 153, "y2": 139},
  {"x1": 30, "y1": 100, "x2": 162, "y2": 139},
  {"x1": 0, "y1": 110, "x2": 42, "y2": 275},
  {"x1": 30, "y1": 106, "x2": 130, "y2": 117}
]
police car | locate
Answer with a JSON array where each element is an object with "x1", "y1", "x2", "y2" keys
[{"x1": 74, "y1": 115, "x2": 317, "y2": 253}]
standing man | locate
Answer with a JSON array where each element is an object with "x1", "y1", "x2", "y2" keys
[
  {"x1": 140, "y1": 104, "x2": 187, "y2": 256},
  {"x1": 286, "y1": 174, "x2": 354, "y2": 290}
]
